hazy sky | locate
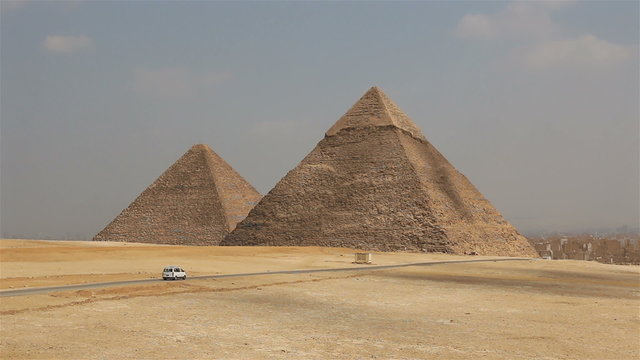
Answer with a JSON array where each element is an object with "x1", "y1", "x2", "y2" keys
[{"x1": 1, "y1": 1, "x2": 638, "y2": 239}]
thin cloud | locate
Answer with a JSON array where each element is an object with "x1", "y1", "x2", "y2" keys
[
  {"x1": 524, "y1": 35, "x2": 632, "y2": 68},
  {"x1": 454, "y1": 1, "x2": 562, "y2": 40},
  {"x1": 3, "y1": 0, "x2": 84, "y2": 12},
  {"x1": 1, "y1": 0, "x2": 29, "y2": 12},
  {"x1": 249, "y1": 120, "x2": 304, "y2": 138},
  {"x1": 455, "y1": 14, "x2": 496, "y2": 39},
  {"x1": 43, "y1": 35, "x2": 93, "y2": 53},
  {"x1": 133, "y1": 67, "x2": 194, "y2": 99},
  {"x1": 132, "y1": 66, "x2": 232, "y2": 99},
  {"x1": 455, "y1": 1, "x2": 634, "y2": 69},
  {"x1": 538, "y1": 0, "x2": 577, "y2": 10}
]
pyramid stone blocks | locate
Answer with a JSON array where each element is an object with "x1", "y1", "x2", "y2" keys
[
  {"x1": 222, "y1": 87, "x2": 537, "y2": 257},
  {"x1": 93, "y1": 144, "x2": 261, "y2": 245}
]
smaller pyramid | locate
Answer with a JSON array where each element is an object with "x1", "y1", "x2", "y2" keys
[{"x1": 93, "y1": 144, "x2": 261, "y2": 245}]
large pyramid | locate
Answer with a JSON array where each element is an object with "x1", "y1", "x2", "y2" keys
[
  {"x1": 93, "y1": 144, "x2": 261, "y2": 245},
  {"x1": 222, "y1": 87, "x2": 537, "y2": 257}
]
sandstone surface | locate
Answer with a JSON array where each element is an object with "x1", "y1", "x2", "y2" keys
[
  {"x1": 93, "y1": 144, "x2": 261, "y2": 245},
  {"x1": 2, "y1": 239, "x2": 638, "y2": 360},
  {"x1": 223, "y1": 87, "x2": 537, "y2": 257}
]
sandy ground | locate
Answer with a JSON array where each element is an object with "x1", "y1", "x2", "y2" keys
[{"x1": 0, "y1": 239, "x2": 638, "y2": 360}]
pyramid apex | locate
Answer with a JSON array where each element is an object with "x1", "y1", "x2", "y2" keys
[
  {"x1": 190, "y1": 144, "x2": 210, "y2": 151},
  {"x1": 326, "y1": 87, "x2": 426, "y2": 140}
]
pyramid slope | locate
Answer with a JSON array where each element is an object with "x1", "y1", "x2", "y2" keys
[
  {"x1": 93, "y1": 144, "x2": 261, "y2": 245},
  {"x1": 223, "y1": 88, "x2": 537, "y2": 257},
  {"x1": 205, "y1": 148, "x2": 263, "y2": 231},
  {"x1": 396, "y1": 132, "x2": 536, "y2": 256},
  {"x1": 223, "y1": 127, "x2": 451, "y2": 251}
]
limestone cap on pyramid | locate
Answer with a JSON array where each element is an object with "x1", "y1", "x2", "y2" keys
[{"x1": 326, "y1": 86, "x2": 426, "y2": 141}]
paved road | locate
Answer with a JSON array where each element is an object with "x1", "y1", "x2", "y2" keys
[{"x1": 0, "y1": 258, "x2": 533, "y2": 297}]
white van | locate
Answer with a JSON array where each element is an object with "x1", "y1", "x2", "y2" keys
[{"x1": 162, "y1": 266, "x2": 187, "y2": 280}]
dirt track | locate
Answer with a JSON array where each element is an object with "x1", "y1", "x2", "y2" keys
[{"x1": 1, "y1": 239, "x2": 639, "y2": 359}]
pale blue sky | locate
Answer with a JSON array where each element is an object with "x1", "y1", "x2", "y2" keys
[{"x1": 1, "y1": 0, "x2": 638, "y2": 239}]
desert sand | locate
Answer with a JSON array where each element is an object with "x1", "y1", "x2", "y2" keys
[{"x1": 1, "y1": 239, "x2": 638, "y2": 359}]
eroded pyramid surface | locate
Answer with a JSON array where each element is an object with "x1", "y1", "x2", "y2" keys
[
  {"x1": 93, "y1": 144, "x2": 261, "y2": 245},
  {"x1": 222, "y1": 87, "x2": 537, "y2": 257}
]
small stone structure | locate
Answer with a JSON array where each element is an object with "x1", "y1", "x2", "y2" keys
[
  {"x1": 222, "y1": 87, "x2": 537, "y2": 257},
  {"x1": 93, "y1": 144, "x2": 261, "y2": 245},
  {"x1": 354, "y1": 253, "x2": 373, "y2": 264}
]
